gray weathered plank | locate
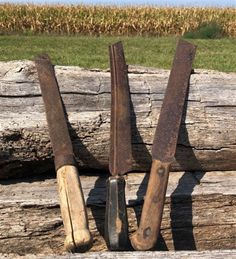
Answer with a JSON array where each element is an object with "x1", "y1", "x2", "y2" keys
[
  {"x1": 1, "y1": 250, "x2": 236, "y2": 259},
  {"x1": 0, "y1": 61, "x2": 236, "y2": 178},
  {"x1": 0, "y1": 171, "x2": 235, "y2": 254}
]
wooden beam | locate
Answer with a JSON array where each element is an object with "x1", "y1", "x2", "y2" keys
[
  {"x1": 0, "y1": 62, "x2": 236, "y2": 178},
  {"x1": 1, "y1": 250, "x2": 236, "y2": 259},
  {"x1": 0, "y1": 171, "x2": 235, "y2": 255}
]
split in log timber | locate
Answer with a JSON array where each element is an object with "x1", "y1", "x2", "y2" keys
[
  {"x1": 0, "y1": 61, "x2": 236, "y2": 178},
  {"x1": 0, "y1": 171, "x2": 235, "y2": 255}
]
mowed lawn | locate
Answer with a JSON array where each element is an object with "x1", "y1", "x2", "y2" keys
[{"x1": 0, "y1": 35, "x2": 236, "y2": 72}]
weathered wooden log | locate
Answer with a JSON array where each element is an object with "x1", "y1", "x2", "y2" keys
[
  {"x1": 0, "y1": 171, "x2": 235, "y2": 255},
  {"x1": 0, "y1": 61, "x2": 236, "y2": 178}
]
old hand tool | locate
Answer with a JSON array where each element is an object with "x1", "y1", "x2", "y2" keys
[
  {"x1": 131, "y1": 39, "x2": 197, "y2": 250},
  {"x1": 105, "y1": 41, "x2": 132, "y2": 250},
  {"x1": 35, "y1": 54, "x2": 92, "y2": 252}
]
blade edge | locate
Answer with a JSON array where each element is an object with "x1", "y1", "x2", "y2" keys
[
  {"x1": 152, "y1": 39, "x2": 197, "y2": 162},
  {"x1": 109, "y1": 42, "x2": 132, "y2": 175},
  {"x1": 35, "y1": 54, "x2": 76, "y2": 170}
]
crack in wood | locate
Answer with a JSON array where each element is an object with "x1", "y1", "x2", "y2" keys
[{"x1": 0, "y1": 61, "x2": 236, "y2": 176}]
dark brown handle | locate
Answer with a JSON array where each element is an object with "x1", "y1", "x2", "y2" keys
[
  {"x1": 105, "y1": 175, "x2": 129, "y2": 250},
  {"x1": 131, "y1": 160, "x2": 170, "y2": 250}
]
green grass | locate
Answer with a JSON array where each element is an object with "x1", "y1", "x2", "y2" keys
[
  {"x1": 0, "y1": 35, "x2": 236, "y2": 72},
  {"x1": 184, "y1": 22, "x2": 224, "y2": 39}
]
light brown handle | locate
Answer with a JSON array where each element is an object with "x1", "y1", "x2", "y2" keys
[
  {"x1": 57, "y1": 165, "x2": 92, "y2": 252},
  {"x1": 131, "y1": 160, "x2": 170, "y2": 250}
]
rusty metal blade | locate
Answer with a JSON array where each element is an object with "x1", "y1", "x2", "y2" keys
[
  {"x1": 152, "y1": 39, "x2": 196, "y2": 162},
  {"x1": 35, "y1": 54, "x2": 76, "y2": 170},
  {"x1": 109, "y1": 42, "x2": 132, "y2": 175}
]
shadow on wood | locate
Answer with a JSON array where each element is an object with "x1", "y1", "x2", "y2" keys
[{"x1": 173, "y1": 83, "x2": 205, "y2": 250}]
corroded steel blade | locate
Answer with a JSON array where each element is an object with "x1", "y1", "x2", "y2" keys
[
  {"x1": 109, "y1": 42, "x2": 132, "y2": 175},
  {"x1": 152, "y1": 39, "x2": 196, "y2": 162},
  {"x1": 35, "y1": 54, "x2": 76, "y2": 170}
]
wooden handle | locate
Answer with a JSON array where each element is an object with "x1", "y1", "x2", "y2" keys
[
  {"x1": 105, "y1": 175, "x2": 129, "y2": 250},
  {"x1": 57, "y1": 165, "x2": 92, "y2": 252},
  {"x1": 131, "y1": 160, "x2": 170, "y2": 250}
]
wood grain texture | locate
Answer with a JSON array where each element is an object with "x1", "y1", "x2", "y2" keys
[
  {"x1": 131, "y1": 160, "x2": 171, "y2": 250},
  {"x1": 0, "y1": 171, "x2": 235, "y2": 255},
  {"x1": 0, "y1": 250, "x2": 236, "y2": 259},
  {"x1": 57, "y1": 165, "x2": 92, "y2": 251},
  {"x1": 0, "y1": 61, "x2": 236, "y2": 178}
]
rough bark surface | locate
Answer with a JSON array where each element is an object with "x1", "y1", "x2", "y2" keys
[
  {"x1": 0, "y1": 171, "x2": 235, "y2": 255},
  {"x1": 0, "y1": 61, "x2": 236, "y2": 178}
]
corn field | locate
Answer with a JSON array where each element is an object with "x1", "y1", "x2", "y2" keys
[{"x1": 0, "y1": 4, "x2": 235, "y2": 37}]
